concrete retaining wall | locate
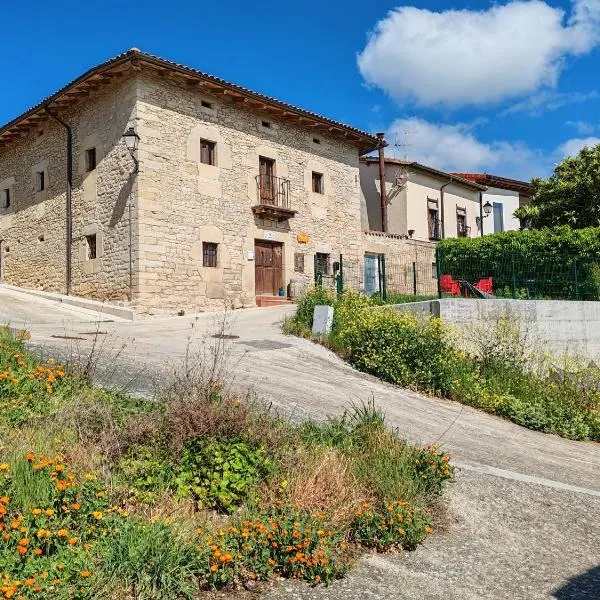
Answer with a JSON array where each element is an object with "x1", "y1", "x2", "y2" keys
[{"x1": 393, "y1": 298, "x2": 600, "y2": 358}]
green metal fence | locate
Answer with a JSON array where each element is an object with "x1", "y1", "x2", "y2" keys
[{"x1": 436, "y1": 248, "x2": 600, "y2": 300}]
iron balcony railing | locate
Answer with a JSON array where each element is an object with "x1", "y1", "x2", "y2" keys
[
  {"x1": 457, "y1": 222, "x2": 471, "y2": 238},
  {"x1": 429, "y1": 217, "x2": 442, "y2": 241},
  {"x1": 255, "y1": 174, "x2": 291, "y2": 209}
]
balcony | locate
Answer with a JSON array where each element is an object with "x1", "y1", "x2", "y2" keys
[
  {"x1": 428, "y1": 218, "x2": 442, "y2": 241},
  {"x1": 457, "y1": 222, "x2": 471, "y2": 238},
  {"x1": 252, "y1": 175, "x2": 297, "y2": 221}
]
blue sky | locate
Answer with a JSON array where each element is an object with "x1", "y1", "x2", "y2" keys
[{"x1": 2, "y1": 0, "x2": 600, "y2": 180}]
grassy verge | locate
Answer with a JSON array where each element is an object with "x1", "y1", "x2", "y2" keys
[
  {"x1": 284, "y1": 289, "x2": 600, "y2": 442},
  {"x1": 0, "y1": 327, "x2": 453, "y2": 598}
]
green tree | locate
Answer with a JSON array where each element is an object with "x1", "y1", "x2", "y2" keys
[{"x1": 515, "y1": 143, "x2": 600, "y2": 229}]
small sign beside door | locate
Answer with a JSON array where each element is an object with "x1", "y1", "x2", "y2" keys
[{"x1": 247, "y1": 250, "x2": 255, "y2": 261}]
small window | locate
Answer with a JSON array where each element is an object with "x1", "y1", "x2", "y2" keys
[
  {"x1": 312, "y1": 137, "x2": 321, "y2": 145},
  {"x1": 85, "y1": 234, "x2": 97, "y2": 260},
  {"x1": 315, "y1": 252, "x2": 329, "y2": 275},
  {"x1": 38, "y1": 235, "x2": 45, "y2": 243},
  {"x1": 294, "y1": 252, "x2": 305, "y2": 273},
  {"x1": 35, "y1": 171, "x2": 45, "y2": 192},
  {"x1": 312, "y1": 172, "x2": 324, "y2": 194},
  {"x1": 432, "y1": 262, "x2": 437, "y2": 279},
  {"x1": 200, "y1": 139, "x2": 216, "y2": 166},
  {"x1": 261, "y1": 120, "x2": 272, "y2": 129},
  {"x1": 1, "y1": 189, "x2": 9, "y2": 209},
  {"x1": 201, "y1": 99, "x2": 213, "y2": 109},
  {"x1": 85, "y1": 148, "x2": 97, "y2": 172},
  {"x1": 203, "y1": 242, "x2": 218, "y2": 267}
]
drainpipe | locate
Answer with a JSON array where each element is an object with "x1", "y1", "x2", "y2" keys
[
  {"x1": 45, "y1": 108, "x2": 73, "y2": 295},
  {"x1": 376, "y1": 133, "x2": 388, "y2": 233},
  {"x1": 439, "y1": 178, "x2": 453, "y2": 239},
  {"x1": 479, "y1": 191, "x2": 484, "y2": 237}
]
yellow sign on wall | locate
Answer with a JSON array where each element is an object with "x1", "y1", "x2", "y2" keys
[{"x1": 297, "y1": 233, "x2": 310, "y2": 244}]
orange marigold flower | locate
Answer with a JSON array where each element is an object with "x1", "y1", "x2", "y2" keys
[
  {"x1": 67, "y1": 538, "x2": 77, "y2": 545},
  {"x1": 83, "y1": 543, "x2": 91, "y2": 550},
  {"x1": 71, "y1": 502, "x2": 80, "y2": 511},
  {"x1": 2, "y1": 533, "x2": 10, "y2": 541},
  {"x1": 80, "y1": 571, "x2": 91, "y2": 579},
  {"x1": 33, "y1": 548, "x2": 43, "y2": 556},
  {"x1": 52, "y1": 579, "x2": 61, "y2": 585},
  {"x1": 23, "y1": 578, "x2": 35, "y2": 586},
  {"x1": 0, "y1": 497, "x2": 9, "y2": 504},
  {"x1": 37, "y1": 529, "x2": 49, "y2": 539},
  {"x1": 56, "y1": 529, "x2": 68, "y2": 538},
  {"x1": 17, "y1": 546, "x2": 27, "y2": 555},
  {"x1": 43, "y1": 509, "x2": 54, "y2": 517},
  {"x1": 33, "y1": 587, "x2": 43, "y2": 592},
  {"x1": 17, "y1": 538, "x2": 29, "y2": 546},
  {"x1": 210, "y1": 565, "x2": 218, "y2": 572},
  {"x1": 26, "y1": 453, "x2": 35, "y2": 462},
  {"x1": 32, "y1": 508, "x2": 42, "y2": 516},
  {"x1": 0, "y1": 464, "x2": 9, "y2": 473},
  {"x1": 92, "y1": 511, "x2": 103, "y2": 521}
]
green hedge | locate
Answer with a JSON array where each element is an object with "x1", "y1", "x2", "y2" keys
[{"x1": 437, "y1": 226, "x2": 600, "y2": 300}]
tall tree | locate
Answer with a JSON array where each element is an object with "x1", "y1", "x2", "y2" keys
[{"x1": 515, "y1": 144, "x2": 600, "y2": 229}]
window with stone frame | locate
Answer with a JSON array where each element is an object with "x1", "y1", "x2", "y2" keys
[
  {"x1": 200, "y1": 139, "x2": 216, "y2": 166},
  {"x1": 315, "y1": 252, "x2": 330, "y2": 276},
  {"x1": 1, "y1": 189, "x2": 9, "y2": 209},
  {"x1": 85, "y1": 148, "x2": 97, "y2": 172},
  {"x1": 294, "y1": 252, "x2": 305, "y2": 273},
  {"x1": 312, "y1": 172, "x2": 324, "y2": 194},
  {"x1": 85, "y1": 234, "x2": 97, "y2": 260},
  {"x1": 203, "y1": 242, "x2": 218, "y2": 267},
  {"x1": 35, "y1": 171, "x2": 45, "y2": 192}
]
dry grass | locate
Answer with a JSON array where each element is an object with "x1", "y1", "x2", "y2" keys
[{"x1": 284, "y1": 446, "x2": 370, "y2": 528}]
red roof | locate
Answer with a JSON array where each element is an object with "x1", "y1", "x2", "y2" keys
[{"x1": 452, "y1": 173, "x2": 532, "y2": 194}]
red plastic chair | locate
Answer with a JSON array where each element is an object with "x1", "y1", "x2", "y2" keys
[{"x1": 441, "y1": 274, "x2": 461, "y2": 295}]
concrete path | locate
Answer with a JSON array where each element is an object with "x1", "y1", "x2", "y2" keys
[{"x1": 1, "y1": 287, "x2": 599, "y2": 599}]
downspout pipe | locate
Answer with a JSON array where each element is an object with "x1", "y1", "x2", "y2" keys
[
  {"x1": 439, "y1": 178, "x2": 453, "y2": 239},
  {"x1": 45, "y1": 108, "x2": 73, "y2": 295},
  {"x1": 479, "y1": 191, "x2": 484, "y2": 237},
  {"x1": 376, "y1": 133, "x2": 388, "y2": 233}
]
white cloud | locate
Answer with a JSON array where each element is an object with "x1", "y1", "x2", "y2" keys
[
  {"x1": 500, "y1": 91, "x2": 598, "y2": 116},
  {"x1": 358, "y1": 0, "x2": 600, "y2": 107},
  {"x1": 557, "y1": 136, "x2": 600, "y2": 156},
  {"x1": 565, "y1": 120, "x2": 596, "y2": 135},
  {"x1": 387, "y1": 118, "x2": 543, "y2": 179}
]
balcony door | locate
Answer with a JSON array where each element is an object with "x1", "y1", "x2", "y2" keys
[
  {"x1": 255, "y1": 240, "x2": 283, "y2": 296},
  {"x1": 259, "y1": 157, "x2": 275, "y2": 204}
]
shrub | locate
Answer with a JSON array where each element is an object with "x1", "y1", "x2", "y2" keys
[
  {"x1": 175, "y1": 438, "x2": 272, "y2": 513},
  {"x1": 351, "y1": 501, "x2": 431, "y2": 551},
  {"x1": 0, "y1": 332, "x2": 71, "y2": 428},
  {"x1": 437, "y1": 226, "x2": 600, "y2": 300}
]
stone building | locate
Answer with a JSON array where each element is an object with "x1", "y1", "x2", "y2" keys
[{"x1": 0, "y1": 49, "x2": 379, "y2": 312}]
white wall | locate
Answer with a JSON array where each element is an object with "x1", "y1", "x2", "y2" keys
[{"x1": 482, "y1": 187, "x2": 520, "y2": 235}]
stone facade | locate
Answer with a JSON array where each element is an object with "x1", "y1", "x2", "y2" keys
[
  {"x1": 0, "y1": 53, "x2": 376, "y2": 313},
  {"x1": 0, "y1": 76, "x2": 137, "y2": 302},
  {"x1": 134, "y1": 72, "x2": 364, "y2": 312}
]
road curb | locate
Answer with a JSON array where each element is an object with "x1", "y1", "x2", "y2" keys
[{"x1": 0, "y1": 284, "x2": 136, "y2": 321}]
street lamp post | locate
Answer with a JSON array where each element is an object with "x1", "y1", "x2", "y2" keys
[{"x1": 122, "y1": 127, "x2": 140, "y2": 300}]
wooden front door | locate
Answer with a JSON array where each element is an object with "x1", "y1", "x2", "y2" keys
[{"x1": 255, "y1": 240, "x2": 283, "y2": 296}]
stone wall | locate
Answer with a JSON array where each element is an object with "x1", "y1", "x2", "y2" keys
[
  {"x1": 0, "y1": 77, "x2": 138, "y2": 301},
  {"x1": 134, "y1": 72, "x2": 364, "y2": 312}
]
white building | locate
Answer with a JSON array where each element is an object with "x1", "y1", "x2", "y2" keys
[{"x1": 451, "y1": 173, "x2": 532, "y2": 234}]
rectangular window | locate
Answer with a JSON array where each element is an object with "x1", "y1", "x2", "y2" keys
[
  {"x1": 294, "y1": 252, "x2": 305, "y2": 273},
  {"x1": 200, "y1": 140, "x2": 216, "y2": 166},
  {"x1": 85, "y1": 148, "x2": 97, "y2": 172},
  {"x1": 203, "y1": 242, "x2": 218, "y2": 267},
  {"x1": 1, "y1": 189, "x2": 9, "y2": 209},
  {"x1": 312, "y1": 172, "x2": 324, "y2": 194},
  {"x1": 493, "y1": 202, "x2": 504, "y2": 233},
  {"x1": 85, "y1": 234, "x2": 97, "y2": 260},
  {"x1": 261, "y1": 120, "x2": 272, "y2": 129},
  {"x1": 35, "y1": 171, "x2": 45, "y2": 192},
  {"x1": 432, "y1": 262, "x2": 438, "y2": 279},
  {"x1": 457, "y1": 212, "x2": 468, "y2": 237},
  {"x1": 201, "y1": 99, "x2": 213, "y2": 109},
  {"x1": 428, "y1": 208, "x2": 440, "y2": 240},
  {"x1": 315, "y1": 252, "x2": 329, "y2": 276}
]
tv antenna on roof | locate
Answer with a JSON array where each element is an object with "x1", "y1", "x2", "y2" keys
[{"x1": 393, "y1": 130, "x2": 413, "y2": 160}]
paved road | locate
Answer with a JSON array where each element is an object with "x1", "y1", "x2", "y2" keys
[{"x1": 2, "y1": 287, "x2": 599, "y2": 599}]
